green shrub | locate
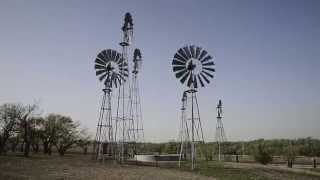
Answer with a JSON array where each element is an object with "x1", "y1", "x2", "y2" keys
[{"x1": 253, "y1": 142, "x2": 272, "y2": 165}]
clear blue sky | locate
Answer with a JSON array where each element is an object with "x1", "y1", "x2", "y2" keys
[{"x1": 1, "y1": 0, "x2": 319, "y2": 142}]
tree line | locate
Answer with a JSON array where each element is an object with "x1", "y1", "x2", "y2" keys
[
  {"x1": 0, "y1": 103, "x2": 91, "y2": 157},
  {"x1": 139, "y1": 138, "x2": 320, "y2": 157}
]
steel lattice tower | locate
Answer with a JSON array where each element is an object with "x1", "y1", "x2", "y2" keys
[
  {"x1": 93, "y1": 84, "x2": 114, "y2": 161},
  {"x1": 178, "y1": 89, "x2": 205, "y2": 170},
  {"x1": 215, "y1": 99, "x2": 227, "y2": 161},
  {"x1": 131, "y1": 49, "x2": 145, "y2": 144},
  {"x1": 115, "y1": 13, "x2": 135, "y2": 163}
]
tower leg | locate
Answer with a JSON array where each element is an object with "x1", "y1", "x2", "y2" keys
[{"x1": 191, "y1": 90, "x2": 195, "y2": 170}]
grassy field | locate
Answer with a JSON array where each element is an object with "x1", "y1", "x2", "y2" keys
[{"x1": 0, "y1": 153, "x2": 319, "y2": 180}]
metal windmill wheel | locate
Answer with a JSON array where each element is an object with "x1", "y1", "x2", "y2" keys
[
  {"x1": 172, "y1": 45, "x2": 215, "y2": 88},
  {"x1": 94, "y1": 49, "x2": 128, "y2": 88}
]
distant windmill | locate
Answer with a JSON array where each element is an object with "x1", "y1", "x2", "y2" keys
[
  {"x1": 215, "y1": 99, "x2": 227, "y2": 161},
  {"x1": 131, "y1": 48, "x2": 145, "y2": 144}
]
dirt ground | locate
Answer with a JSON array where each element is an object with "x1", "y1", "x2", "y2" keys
[{"x1": 222, "y1": 162, "x2": 320, "y2": 180}]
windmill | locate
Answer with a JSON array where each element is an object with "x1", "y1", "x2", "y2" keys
[
  {"x1": 173, "y1": 45, "x2": 215, "y2": 170},
  {"x1": 131, "y1": 49, "x2": 145, "y2": 144},
  {"x1": 114, "y1": 12, "x2": 136, "y2": 163},
  {"x1": 215, "y1": 99, "x2": 227, "y2": 161},
  {"x1": 93, "y1": 49, "x2": 128, "y2": 161}
]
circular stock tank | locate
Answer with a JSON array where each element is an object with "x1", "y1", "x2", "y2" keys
[{"x1": 135, "y1": 155, "x2": 156, "y2": 162}]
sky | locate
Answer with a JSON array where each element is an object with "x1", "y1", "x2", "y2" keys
[{"x1": 0, "y1": 0, "x2": 319, "y2": 142}]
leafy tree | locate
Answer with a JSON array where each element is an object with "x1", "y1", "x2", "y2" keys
[
  {"x1": 285, "y1": 140, "x2": 296, "y2": 168},
  {"x1": 253, "y1": 142, "x2": 272, "y2": 165},
  {"x1": 162, "y1": 141, "x2": 178, "y2": 154},
  {"x1": 53, "y1": 115, "x2": 79, "y2": 156}
]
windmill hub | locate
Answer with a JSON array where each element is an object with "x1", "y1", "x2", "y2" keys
[
  {"x1": 106, "y1": 61, "x2": 119, "y2": 73},
  {"x1": 186, "y1": 58, "x2": 202, "y2": 74}
]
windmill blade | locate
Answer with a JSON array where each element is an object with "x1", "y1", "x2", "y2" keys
[
  {"x1": 95, "y1": 58, "x2": 105, "y2": 65},
  {"x1": 119, "y1": 62, "x2": 128, "y2": 68},
  {"x1": 119, "y1": 63, "x2": 128, "y2": 69},
  {"x1": 99, "y1": 72, "x2": 108, "y2": 81},
  {"x1": 173, "y1": 66, "x2": 186, "y2": 72},
  {"x1": 117, "y1": 57, "x2": 124, "y2": 64},
  {"x1": 202, "y1": 70, "x2": 214, "y2": 78},
  {"x1": 115, "y1": 52, "x2": 121, "y2": 62},
  {"x1": 200, "y1": 72, "x2": 210, "y2": 83},
  {"x1": 119, "y1": 68, "x2": 129, "y2": 73},
  {"x1": 199, "y1": 50, "x2": 208, "y2": 61},
  {"x1": 106, "y1": 49, "x2": 112, "y2": 60},
  {"x1": 180, "y1": 71, "x2": 190, "y2": 84},
  {"x1": 111, "y1": 50, "x2": 117, "y2": 60},
  {"x1": 119, "y1": 74, "x2": 127, "y2": 82},
  {"x1": 118, "y1": 61, "x2": 127, "y2": 67},
  {"x1": 202, "y1": 61, "x2": 214, "y2": 66},
  {"x1": 174, "y1": 53, "x2": 187, "y2": 62},
  {"x1": 101, "y1": 50, "x2": 108, "y2": 61},
  {"x1": 116, "y1": 75, "x2": 122, "y2": 86},
  {"x1": 118, "y1": 74, "x2": 124, "y2": 84},
  {"x1": 201, "y1": 55, "x2": 212, "y2": 63},
  {"x1": 95, "y1": 64, "x2": 106, "y2": 70},
  {"x1": 203, "y1": 67, "x2": 215, "y2": 72},
  {"x1": 195, "y1": 47, "x2": 201, "y2": 59},
  {"x1": 175, "y1": 69, "x2": 188, "y2": 79},
  {"x1": 190, "y1": 45, "x2": 195, "y2": 58},
  {"x1": 97, "y1": 52, "x2": 105, "y2": 62},
  {"x1": 197, "y1": 74, "x2": 205, "y2": 87},
  {"x1": 183, "y1": 46, "x2": 192, "y2": 59},
  {"x1": 172, "y1": 59, "x2": 185, "y2": 66},
  {"x1": 95, "y1": 69, "x2": 106, "y2": 76},
  {"x1": 193, "y1": 75, "x2": 198, "y2": 88},
  {"x1": 122, "y1": 71, "x2": 129, "y2": 77},
  {"x1": 178, "y1": 48, "x2": 189, "y2": 60}
]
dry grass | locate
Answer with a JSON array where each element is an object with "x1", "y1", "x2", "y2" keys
[
  {"x1": 1, "y1": 154, "x2": 320, "y2": 180},
  {"x1": 0, "y1": 154, "x2": 214, "y2": 180}
]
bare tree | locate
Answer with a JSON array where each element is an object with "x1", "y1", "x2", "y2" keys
[
  {"x1": 0, "y1": 104, "x2": 22, "y2": 154},
  {"x1": 19, "y1": 104, "x2": 38, "y2": 157},
  {"x1": 29, "y1": 117, "x2": 44, "y2": 153},
  {"x1": 40, "y1": 114, "x2": 60, "y2": 155},
  {"x1": 77, "y1": 128, "x2": 91, "y2": 154}
]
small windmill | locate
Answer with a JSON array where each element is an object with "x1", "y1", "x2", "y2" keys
[
  {"x1": 172, "y1": 45, "x2": 215, "y2": 170},
  {"x1": 131, "y1": 49, "x2": 145, "y2": 143},
  {"x1": 215, "y1": 99, "x2": 227, "y2": 161}
]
